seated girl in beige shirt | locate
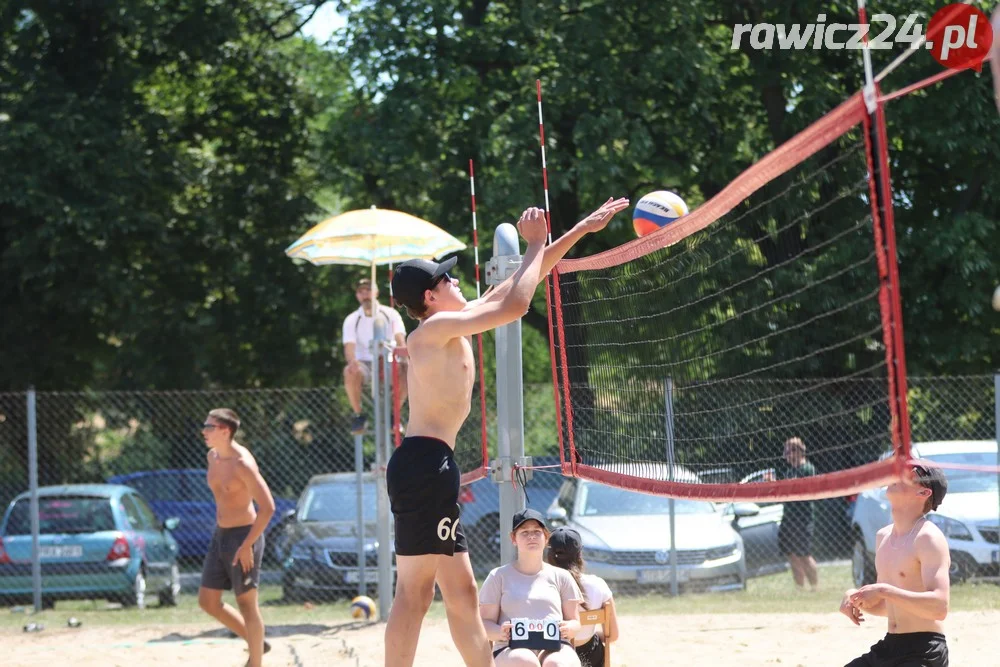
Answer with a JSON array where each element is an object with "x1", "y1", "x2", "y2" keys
[{"x1": 479, "y1": 509, "x2": 582, "y2": 667}]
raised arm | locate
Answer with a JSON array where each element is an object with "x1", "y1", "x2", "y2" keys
[
  {"x1": 468, "y1": 197, "x2": 629, "y2": 309},
  {"x1": 418, "y1": 207, "x2": 548, "y2": 341}
]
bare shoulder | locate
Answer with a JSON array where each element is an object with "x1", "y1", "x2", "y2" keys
[
  {"x1": 406, "y1": 313, "x2": 453, "y2": 348},
  {"x1": 233, "y1": 443, "x2": 259, "y2": 472},
  {"x1": 875, "y1": 524, "x2": 892, "y2": 545},
  {"x1": 915, "y1": 519, "x2": 948, "y2": 551}
]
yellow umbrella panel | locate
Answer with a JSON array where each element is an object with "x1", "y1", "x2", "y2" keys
[{"x1": 284, "y1": 207, "x2": 467, "y2": 268}]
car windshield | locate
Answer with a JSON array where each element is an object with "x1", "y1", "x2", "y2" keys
[
  {"x1": 300, "y1": 482, "x2": 377, "y2": 522},
  {"x1": 4, "y1": 496, "x2": 116, "y2": 535},
  {"x1": 578, "y1": 484, "x2": 716, "y2": 516},
  {"x1": 926, "y1": 452, "x2": 999, "y2": 494}
]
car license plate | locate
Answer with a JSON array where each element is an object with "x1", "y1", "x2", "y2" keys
[
  {"x1": 39, "y1": 546, "x2": 82, "y2": 559},
  {"x1": 296, "y1": 577, "x2": 315, "y2": 587},
  {"x1": 345, "y1": 570, "x2": 380, "y2": 584},
  {"x1": 637, "y1": 569, "x2": 680, "y2": 584}
]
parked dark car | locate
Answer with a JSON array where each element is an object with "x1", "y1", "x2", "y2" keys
[
  {"x1": 459, "y1": 456, "x2": 564, "y2": 573},
  {"x1": 281, "y1": 472, "x2": 391, "y2": 601},
  {"x1": 0, "y1": 484, "x2": 181, "y2": 609},
  {"x1": 107, "y1": 469, "x2": 296, "y2": 561}
]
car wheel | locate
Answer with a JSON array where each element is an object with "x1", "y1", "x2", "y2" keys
[
  {"x1": 851, "y1": 536, "x2": 876, "y2": 588},
  {"x1": 949, "y1": 551, "x2": 976, "y2": 584},
  {"x1": 282, "y1": 584, "x2": 302, "y2": 603},
  {"x1": 122, "y1": 569, "x2": 147, "y2": 609},
  {"x1": 265, "y1": 518, "x2": 293, "y2": 564},
  {"x1": 159, "y1": 564, "x2": 181, "y2": 607}
]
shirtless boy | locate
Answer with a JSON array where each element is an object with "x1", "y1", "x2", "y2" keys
[
  {"x1": 197, "y1": 408, "x2": 277, "y2": 667},
  {"x1": 385, "y1": 197, "x2": 628, "y2": 667},
  {"x1": 840, "y1": 461, "x2": 950, "y2": 667}
]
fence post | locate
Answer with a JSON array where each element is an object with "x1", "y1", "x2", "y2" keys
[
  {"x1": 663, "y1": 377, "x2": 679, "y2": 596},
  {"x1": 27, "y1": 388, "x2": 42, "y2": 612},
  {"x1": 994, "y1": 373, "x2": 999, "y2": 558},
  {"x1": 354, "y1": 432, "x2": 366, "y2": 597},
  {"x1": 489, "y1": 223, "x2": 527, "y2": 565},
  {"x1": 372, "y1": 318, "x2": 392, "y2": 620}
]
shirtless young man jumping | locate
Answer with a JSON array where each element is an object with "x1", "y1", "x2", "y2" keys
[
  {"x1": 385, "y1": 197, "x2": 629, "y2": 667},
  {"x1": 197, "y1": 408, "x2": 277, "y2": 667},
  {"x1": 840, "y1": 461, "x2": 950, "y2": 667}
]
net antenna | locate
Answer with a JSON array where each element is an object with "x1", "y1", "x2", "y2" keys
[
  {"x1": 468, "y1": 159, "x2": 490, "y2": 480},
  {"x1": 535, "y1": 79, "x2": 571, "y2": 474}
]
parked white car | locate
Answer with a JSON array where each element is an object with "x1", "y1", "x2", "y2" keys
[
  {"x1": 850, "y1": 440, "x2": 999, "y2": 587},
  {"x1": 546, "y1": 465, "x2": 752, "y2": 592}
]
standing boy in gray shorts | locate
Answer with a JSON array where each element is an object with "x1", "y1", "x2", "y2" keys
[{"x1": 197, "y1": 408, "x2": 277, "y2": 667}]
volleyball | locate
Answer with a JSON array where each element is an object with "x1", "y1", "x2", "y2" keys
[
  {"x1": 632, "y1": 190, "x2": 689, "y2": 237},
  {"x1": 350, "y1": 595, "x2": 377, "y2": 620}
]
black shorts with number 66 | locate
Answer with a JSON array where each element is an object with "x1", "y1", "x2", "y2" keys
[{"x1": 386, "y1": 436, "x2": 468, "y2": 556}]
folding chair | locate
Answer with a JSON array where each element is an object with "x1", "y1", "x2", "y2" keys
[{"x1": 578, "y1": 601, "x2": 613, "y2": 666}]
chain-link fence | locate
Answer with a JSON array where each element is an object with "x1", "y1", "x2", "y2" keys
[{"x1": 0, "y1": 376, "x2": 996, "y2": 608}]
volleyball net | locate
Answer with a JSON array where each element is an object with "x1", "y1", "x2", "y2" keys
[{"x1": 548, "y1": 91, "x2": 914, "y2": 502}]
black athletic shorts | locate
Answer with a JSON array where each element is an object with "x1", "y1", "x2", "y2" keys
[
  {"x1": 386, "y1": 436, "x2": 468, "y2": 556},
  {"x1": 200, "y1": 524, "x2": 263, "y2": 596},
  {"x1": 575, "y1": 634, "x2": 606, "y2": 667},
  {"x1": 493, "y1": 640, "x2": 574, "y2": 659},
  {"x1": 778, "y1": 519, "x2": 814, "y2": 557},
  {"x1": 845, "y1": 632, "x2": 948, "y2": 667}
]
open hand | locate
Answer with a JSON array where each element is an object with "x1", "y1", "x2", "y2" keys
[
  {"x1": 577, "y1": 197, "x2": 630, "y2": 233},
  {"x1": 517, "y1": 207, "x2": 548, "y2": 245}
]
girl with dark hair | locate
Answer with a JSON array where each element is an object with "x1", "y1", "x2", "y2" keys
[{"x1": 545, "y1": 528, "x2": 619, "y2": 667}]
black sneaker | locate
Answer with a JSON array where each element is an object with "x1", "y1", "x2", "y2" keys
[{"x1": 350, "y1": 414, "x2": 368, "y2": 435}]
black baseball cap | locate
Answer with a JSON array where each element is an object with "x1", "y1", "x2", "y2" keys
[
  {"x1": 511, "y1": 508, "x2": 547, "y2": 533},
  {"x1": 911, "y1": 460, "x2": 948, "y2": 511},
  {"x1": 390, "y1": 257, "x2": 458, "y2": 311},
  {"x1": 547, "y1": 527, "x2": 582, "y2": 558}
]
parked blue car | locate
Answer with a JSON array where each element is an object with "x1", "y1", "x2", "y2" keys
[
  {"x1": 107, "y1": 470, "x2": 296, "y2": 560},
  {"x1": 0, "y1": 484, "x2": 181, "y2": 609}
]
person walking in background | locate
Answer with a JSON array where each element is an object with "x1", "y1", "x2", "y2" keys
[
  {"x1": 777, "y1": 436, "x2": 819, "y2": 591},
  {"x1": 343, "y1": 278, "x2": 407, "y2": 434}
]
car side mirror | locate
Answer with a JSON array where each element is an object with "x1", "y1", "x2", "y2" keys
[
  {"x1": 163, "y1": 517, "x2": 181, "y2": 531},
  {"x1": 283, "y1": 508, "x2": 296, "y2": 520},
  {"x1": 732, "y1": 502, "x2": 760, "y2": 519},
  {"x1": 547, "y1": 507, "x2": 568, "y2": 524}
]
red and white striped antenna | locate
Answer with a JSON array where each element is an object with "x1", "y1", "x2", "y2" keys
[
  {"x1": 468, "y1": 159, "x2": 482, "y2": 300},
  {"x1": 468, "y1": 158, "x2": 489, "y2": 476},
  {"x1": 536, "y1": 79, "x2": 553, "y2": 244}
]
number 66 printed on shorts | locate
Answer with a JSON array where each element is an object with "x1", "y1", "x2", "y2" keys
[{"x1": 437, "y1": 516, "x2": 460, "y2": 542}]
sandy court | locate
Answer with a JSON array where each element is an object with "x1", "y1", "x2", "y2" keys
[{"x1": 3, "y1": 610, "x2": 999, "y2": 666}]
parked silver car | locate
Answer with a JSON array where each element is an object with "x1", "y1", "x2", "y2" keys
[
  {"x1": 851, "y1": 440, "x2": 999, "y2": 586},
  {"x1": 280, "y1": 472, "x2": 393, "y2": 600},
  {"x1": 546, "y1": 466, "x2": 751, "y2": 592}
]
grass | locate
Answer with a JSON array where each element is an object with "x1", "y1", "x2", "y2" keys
[{"x1": 3, "y1": 565, "x2": 997, "y2": 631}]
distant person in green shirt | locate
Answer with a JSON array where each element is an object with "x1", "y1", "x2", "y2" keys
[{"x1": 777, "y1": 437, "x2": 818, "y2": 591}]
